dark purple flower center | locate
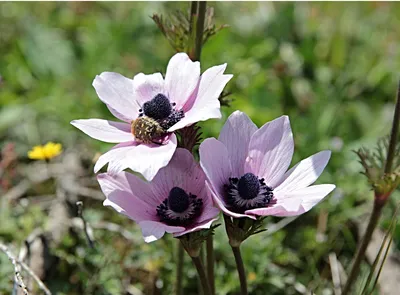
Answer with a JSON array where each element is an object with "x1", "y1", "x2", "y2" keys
[
  {"x1": 143, "y1": 94, "x2": 172, "y2": 120},
  {"x1": 225, "y1": 173, "x2": 274, "y2": 213},
  {"x1": 168, "y1": 187, "x2": 190, "y2": 213},
  {"x1": 156, "y1": 186, "x2": 203, "y2": 226},
  {"x1": 237, "y1": 173, "x2": 260, "y2": 199},
  {"x1": 139, "y1": 93, "x2": 185, "y2": 131}
]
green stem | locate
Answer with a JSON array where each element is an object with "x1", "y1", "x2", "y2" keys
[
  {"x1": 191, "y1": 255, "x2": 212, "y2": 295},
  {"x1": 384, "y1": 82, "x2": 400, "y2": 174},
  {"x1": 206, "y1": 236, "x2": 215, "y2": 295},
  {"x1": 342, "y1": 201, "x2": 383, "y2": 295},
  {"x1": 176, "y1": 242, "x2": 184, "y2": 295},
  {"x1": 193, "y1": 1, "x2": 206, "y2": 61},
  {"x1": 231, "y1": 246, "x2": 248, "y2": 295}
]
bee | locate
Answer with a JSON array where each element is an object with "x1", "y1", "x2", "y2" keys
[{"x1": 131, "y1": 116, "x2": 165, "y2": 144}]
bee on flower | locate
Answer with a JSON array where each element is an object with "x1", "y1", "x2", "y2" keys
[
  {"x1": 71, "y1": 52, "x2": 232, "y2": 181},
  {"x1": 27, "y1": 142, "x2": 62, "y2": 161}
]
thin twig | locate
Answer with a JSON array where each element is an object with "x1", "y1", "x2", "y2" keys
[
  {"x1": 18, "y1": 260, "x2": 52, "y2": 295},
  {"x1": 0, "y1": 242, "x2": 29, "y2": 295},
  {"x1": 76, "y1": 201, "x2": 95, "y2": 248}
]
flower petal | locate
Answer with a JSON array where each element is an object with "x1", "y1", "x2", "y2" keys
[
  {"x1": 165, "y1": 53, "x2": 200, "y2": 109},
  {"x1": 94, "y1": 134, "x2": 177, "y2": 181},
  {"x1": 168, "y1": 64, "x2": 232, "y2": 132},
  {"x1": 199, "y1": 138, "x2": 232, "y2": 199},
  {"x1": 275, "y1": 150, "x2": 332, "y2": 193},
  {"x1": 218, "y1": 111, "x2": 258, "y2": 176},
  {"x1": 207, "y1": 181, "x2": 256, "y2": 219},
  {"x1": 139, "y1": 220, "x2": 185, "y2": 243},
  {"x1": 132, "y1": 72, "x2": 165, "y2": 106},
  {"x1": 247, "y1": 184, "x2": 335, "y2": 217},
  {"x1": 93, "y1": 72, "x2": 140, "y2": 122},
  {"x1": 150, "y1": 148, "x2": 206, "y2": 204},
  {"x1": 97, "y1": 173, "x2": 155, "y2": 222},
  {"x1": 174, "y1": 217, "x2": 219, "y2": 237},
  {"x1": 244, "y1": 115, "x2": 294, "y2": 188},
  {"x1": 71, "y1": 119, "x2": 133, "y2": 143}
]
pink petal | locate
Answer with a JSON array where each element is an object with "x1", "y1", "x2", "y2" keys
[
  {"x1": 199, "y1": 138, "x2": 232, "y2": 199},
  {"x1": 168, "y1": 64, "x2": 233, "y2": 132},
  {"x1": 94, "y1": 134, "x2": 177, "y2": 181},
  {"x1": 244, "y1": 115, "x2": 294, "y2": 188},
  {"x1": 97, "y1": 173, "x2": 155, "y2": 222},
  {"x1": 165, "y1": 53, "x2": 200, "y2": 109},
  {"x1": 93, "y1": 72, "x2": 140, "y2": 122},
  {"x1": 132, "y1": 72, "x2": 165, "y2": 106},
  {"x1": 247, "y1": 184, "x2": 335, "y2": 217},
  {"x1": 139, "y1": 220, "x2": 184, "y2": 243},
  {"x1": 207, "y1": 181, "x2": 255, "y2": 219},
  {"x1": 150, "y1": 148, "x2": 206, "y2": 204},
  {"x1": 70, "y1": 119, "x2": 133, "y2": 143},
  {"x1": 174, "y1": 217, "x2": 219, "y2": 237},
  {"x1": 275, "y1": 150, "x2": 332, "y2": 193},
  {"x1": 218, "y1": 111, "x2": 258, "y2": 176}
]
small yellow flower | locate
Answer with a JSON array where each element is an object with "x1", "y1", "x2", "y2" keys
[
  {"x1": 28, "y1": 142, "x2": 62, "y2": 161},
  {"x1": 248, "y1": 271, "x2": 257, "y2": 282}
]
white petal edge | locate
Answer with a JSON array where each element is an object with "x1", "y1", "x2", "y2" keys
[{"x1": 71, "y1": 119, "x2": 133, "y2": 143}]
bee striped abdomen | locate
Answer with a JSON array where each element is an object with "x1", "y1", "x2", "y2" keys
[{"x1": 131, "y1": 116, "x2": 165, "y2": 144}]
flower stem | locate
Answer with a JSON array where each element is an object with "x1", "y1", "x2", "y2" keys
[
  {"x1": 231, "y1": 246, "x2": 248, "y2": 295},
  {"x1": 206, "y1": 235, "x2": 215, "y2": 295},
  {"x1": 193, "y1": 1, "x2": 207, "y2": 61},
  {"x1": 342, "y1": 82, "x2": 400, "y2": 295},
  {"x1": 342, "y1": 200, "x2": 384, "y2": 295},
  {"x1": 384, "y1": 81, "x2": 400, "y2": 174},
  {"x1": 176, "y1": 242, "x2": 184, "y2": 295},
  {"x1": 191, "y1": 255, "x2": 212, "y2": 295}
]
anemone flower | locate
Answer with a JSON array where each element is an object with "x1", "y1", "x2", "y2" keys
[
  {"x1": 199, "y1": 111, "x2": 335, "y2": 219},
  {"x1": 97, "y1": 148, "x2": 220, "y2": 243},
  {"x1": 71, "y1": 53, "x2": 232, "y2": 181}
]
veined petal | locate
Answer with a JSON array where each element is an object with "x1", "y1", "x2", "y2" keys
[
  {"x1": 139, "y1": 220, "x2": 184, "y2": 243},
  {"x1": 173, "y1": 217, "x2": 219, "y2": 237},
  {"x1": 247, "y1": 184, "x2": 335, "y2": 217},
  {"x1": 97, "y1": 173, "x2": 155, "y2": 222},
  {"x1": 165, "y1": 53, "x2": 200, "y2": 109},
  {"x1": 93, "y1": 72, "x2": 140, "y2": 122},
  {"x1": 199, "y1": 138, "x2": 232, "y2": 199},
  {"x1": 168, "y1": 64, "x2": 232, "y2": 132},
  {"x1": 94, "y1": 134, "x2": 177, "y2": 181},
  {"x1": 71, "y1": 119, "x2": 132, "y2": 143},
  {"x1": 218, "y1": 111, "x2": 258, "y2": 176},
  {"x1": 275, "y1": 150, "x2": 332, "y2": 193},
  {"x1": 132, "y1": 72, "x2": 165, "y2": 106},
  {"x1": 245, "y1": 115, "x2": 294, "y2": 188},
  {"x1": 150, "y1": 148, "x2": 206, "y2": 204}
]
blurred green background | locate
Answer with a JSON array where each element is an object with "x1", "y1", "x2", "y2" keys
[{"x1": 1, "y1": 2, "x2": 399, "y2": 295}]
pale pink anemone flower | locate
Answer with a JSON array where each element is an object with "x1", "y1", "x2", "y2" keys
[
  {"x1": 71, "y1": 52, "x2": 232, "y2": 181},
  {"x1": 97, "y1": 148, "x2": 220, "y2": 243},
  {"x1": 199, "y1": 111, "x2": 335, "y2": 219}
]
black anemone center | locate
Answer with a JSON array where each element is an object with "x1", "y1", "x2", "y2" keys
[
  {"x1": 143, "y1": 93, "x2": 172, "y2": 120},
  {"x1": 237, "y1": 173, "x2": 260, "y2": 199},
  {"x1": 168, "y1": 187, "x2": 190, "y2": 213}
]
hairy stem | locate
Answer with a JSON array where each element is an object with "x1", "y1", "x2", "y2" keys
[
  {"x1": 176, "y1": 242, "x2": 184, "y2": 295},
  {"x1": 384, "y1": 82, "x2": 400, "y2": 174},
  {"x1": 191, "y1": 255, "x2": 212, "y2": 295},
  {"x1": 206, "y1": 236, "x2": 215, "y2": 295},
  {"x1": 232, "y1": 246, "x2": 248, "y2": 295},
  {"x1": 342, "y1": 201, "x2": 383, "y2": 295}
]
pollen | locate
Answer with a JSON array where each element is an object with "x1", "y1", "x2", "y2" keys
[{"x1": 27, "y1": 142, "x2": 62, "y2": 161}]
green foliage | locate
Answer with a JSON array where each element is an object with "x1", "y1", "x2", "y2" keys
[{"x1": 1, "y1": 2, "x2": 400, "y2": 294}]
